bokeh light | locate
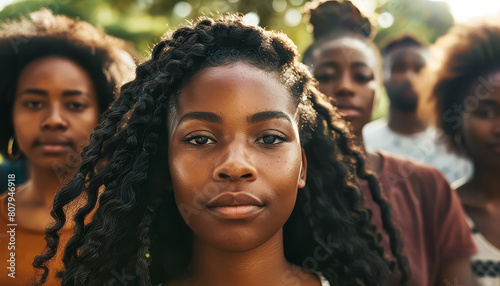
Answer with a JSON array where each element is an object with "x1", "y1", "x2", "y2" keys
[
  {"x1": 243, "y1": 12, "x2": 260, "y2": 26},
  {"x1": 378, "y1": 11, "x2": 394, "y2": 28},
  {"x1": 285, "y1": 8, "x2": 301, "y2": 27},
  {"x1": 173, "y1": 1, "x2": 192, "y2": 18}
]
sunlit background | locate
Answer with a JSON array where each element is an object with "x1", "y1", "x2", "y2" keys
[
  {"x1": 2, "y1": 0, "x2": 500, "y2": 55},
  {"x1": 0, "y1": 0, "x2": 499, "y2": 131}
]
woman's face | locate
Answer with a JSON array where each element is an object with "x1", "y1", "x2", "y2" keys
[
  {"x1": 12, "y1": 56, "x2": 99, "y2": 172},
  {"x1": 168, "y1": 62, "x2": 307, "y2": 252},
  {"x1": 462, "y1": 70, "x2": 500, "y2": 168},
  {"x1": 312, "y1": 37, "x2": 378, "y2": 136}
]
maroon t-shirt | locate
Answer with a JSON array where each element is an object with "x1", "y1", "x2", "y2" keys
[{"x1": 361, "y1": 151, "x2": 477, "y2": 286}]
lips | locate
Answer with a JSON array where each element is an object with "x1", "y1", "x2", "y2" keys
[
  {"x1": 34, "y1": 137, "x2": 72, "y2": 153},
  {"x1": 207, "y1": 192, "x2": 264, "y2": 220},
  {"x1": 207, "y1": 192, "x2": 264, "y2": 208},
  {"x1": 336, "y1": 104, "x2": 361, "y2": 118}
]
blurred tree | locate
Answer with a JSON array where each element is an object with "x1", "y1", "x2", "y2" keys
[
  {"x1": 0, "y1": 0, "x2": 454, "y2": 119},
  {"x1": 0, "y1": 0, "x2": 454, "y2": 57},
  {"x1": 373, "y1": 0, "x2": 453, "y2": 46}
]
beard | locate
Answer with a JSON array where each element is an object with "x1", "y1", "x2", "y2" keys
[{"x1": 385, "y1": 80, "x2": 418, "y2": 112}]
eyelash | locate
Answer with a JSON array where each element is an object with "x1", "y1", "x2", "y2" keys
[
  {"x1": 183, "y1": 131, "x2": 288, "y2": 146},
  {"x1": 475, "y1": 108, "x2": 496, "y2": 119},
  {"x1": 255, "y1": 132, "x2": 287, "y2": 145},
  {"x1": 22, "y1": 101, "x2": 88, "y2": 111},
  {"x1": 185, "y1": 135, "x2": 216, "y2": 145},
  {"x1": 67, "y1": 102, "x2": 88, "y2": 111},
  {"x1": 23, "y1": 100, "x2": 44, "y2": 109},
  {"x1": 315, "y1": 73, "x2": 373, "y2": 83}
]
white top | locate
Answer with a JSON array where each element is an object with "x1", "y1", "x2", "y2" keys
[
  {"x1": 317, "y1": 272, "x2": 330, "y2": 286},
  {"x1": 363, "y1": 118, "x2": 473, "y2": 184},
  {"x1": 465, "y1": 217, "x2": 500, "y2": 286}
]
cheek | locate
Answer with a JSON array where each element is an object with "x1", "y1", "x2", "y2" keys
[
  {"x1": 71, "y1": 114, "x2": 99, "y2": 151},
  {"x1": 168, "y1": 151, "x2": 209, "y2": 208},
  {"x1": 317, "y1": 82, "x2": 336, "y2": 104},
  {"x1": 267, "y1": 148, "x2": 303, "y2": 198},
  {"x1": 462, "y1": 117, "x2": 490, "y2": 147},
  {"x1": 358, "y1": 85, "x2": 376, "y2": 112},
  {"x1": 12, "y1": 105, "x2": 38, "y2": 152}
]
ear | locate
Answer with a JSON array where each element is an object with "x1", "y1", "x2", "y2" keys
[{"x1": 298, "y1": 148, "x2": 307, "y2": 189}]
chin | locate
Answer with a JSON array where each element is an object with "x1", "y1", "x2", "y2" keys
[
  {"x1": 199, "y1": 226, "x2": 283, "y2": 253},
  {"x1": 34, "y1": 157, "x2": 79, "y2": 175}
]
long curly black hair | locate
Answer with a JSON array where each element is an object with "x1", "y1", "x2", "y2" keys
[{"x1": 33, "y1": 15, "x2": 407, "y2": 286}]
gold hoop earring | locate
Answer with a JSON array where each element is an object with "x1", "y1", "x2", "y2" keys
[{"x1": 7, "y1": 137, "x2": 21, "y2": 160}]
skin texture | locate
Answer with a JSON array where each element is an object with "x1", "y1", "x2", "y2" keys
[
  {"x1": 167, "y1": 62, "x2": 318, "y2": 286},
  {"x1": 384, "y1": 46, "x2": 428, "y2": 134},
  {"x1": 312, "y1": 37, "x2": 378, "y2": 139},
  {"x1": 311, "y1": 37, "x2": 474, "y2": 286},
  {"x1": 11, "y1": 56, "x2": 99, "y2": 231},
  {"x1": 457, "y1": 71, "x2": 500, "y2": 251}
]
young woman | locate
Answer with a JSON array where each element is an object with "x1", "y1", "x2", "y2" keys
[
  {"x1": 419, "y1": 15, "x2": 500, "y2": 286},
  {"x1": 0, "y1": 9, "x2": 134, "y2": 285},
  {"x1": 305, "y1": 1, "x2": 477, "y2": 285},
  {"x1": 33, "y1": 15, "x2": 408, "y2": 286}
]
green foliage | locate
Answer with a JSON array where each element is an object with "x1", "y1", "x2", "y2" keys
[
  {"x1": 0, "y1": 0, "x2": 453, "y2": 56},
  {"x1": 0, "y1": 0, "x2": 454, "y2": 120}
]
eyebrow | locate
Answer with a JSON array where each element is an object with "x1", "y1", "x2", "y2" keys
[
  {"x1": 248, "y1": 111, "x2": 292, "y2": 124},
  {"x1": 352, "y1": 62, "x2": 371, "y2": 69},
  {"x1": 317, "y1": 62, "x2": 339, "y2": 69},
  {"x1": 19, "y1": 88, "x2": 90, "y2": 97},
  {"x1": 177, "y1": 111, "x2": 292, "y2": 126},
  {"x1": 317, "y1": 61, "x2": 370, "y2": 69},
  {"x1": 178, "y1": 112, "x2": 223, "y2": 125}
]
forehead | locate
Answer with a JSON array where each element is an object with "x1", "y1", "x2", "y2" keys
[
  {"x1": 17, "y1": 56, "x2": 92, "y2": 86},
  {"x1": 313, "y1": 37, "x2": 377, "y2": 70},
  {"x1": 386, "y1": 46, "x2": 428, "y2": 64},
  {"x1": 177, "y1": 62, "x2": 294, "y2": 115},
  {"x1": 468, "y1": 69, "x2": 500, "y2": 100}
]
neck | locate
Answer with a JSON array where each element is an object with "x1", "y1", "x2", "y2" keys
[
  {"x1": 354, "y1": 134, "x2": 383, "y2": 175},
  {"x1": 466, "y1": 163, "x2": 500, "y2": 201},
  {"x1": 387, "y1": 105, "x2": 427, "y2": 135},
  {"x1": 20, "y1": 162, "x2": 75, "y2": 207},
  {"x1": 186, "y1": 229, "x2": 306, "y2": 286}
]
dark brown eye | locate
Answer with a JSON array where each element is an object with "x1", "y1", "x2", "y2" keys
[
  {"x1": 315, "y1": 74, "x2": 336, "y2": 83},
  {"x1": 186, "y1": 136, "x2": 215, "y2": 145},
  {"x1": 24, "y1": 101, "x2": 44, "y2": 109},
  {"x1": 256, "y1": 133, "x2": 287, "y2": 145},
  {"x1": 475, "y1": 108, "x2": 496, "y2": 119},
  {"x1": 353, "y1": 73, "x2": 373, "y2": 83},
  {"x1": 67, "y1": 102, "x2": 87, "y2": 111},
  {"x1": 262, "y1": 135, "x2": 276, "y2": 144}
]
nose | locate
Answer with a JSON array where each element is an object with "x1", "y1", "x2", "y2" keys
[
  {"x1": 212, "y1": 141, "x2": 257, "y2": 182},
  {"x1": 41, "y1": 103, "x2": 68, "y2": 131},
  {"x1": 334, "y1": 74, "x2": 355, "y2": 97},
  {"x1": 405, "y1": 69, "x2": 419, "y2": 82}
]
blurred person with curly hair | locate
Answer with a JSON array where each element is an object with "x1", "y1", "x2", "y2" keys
[
  {"x1": 0, "y1": 9, "x2": 135, "y2": 285},
  {"x1": 419, "y1": 14, "x2": 500, "y2": 286}
]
